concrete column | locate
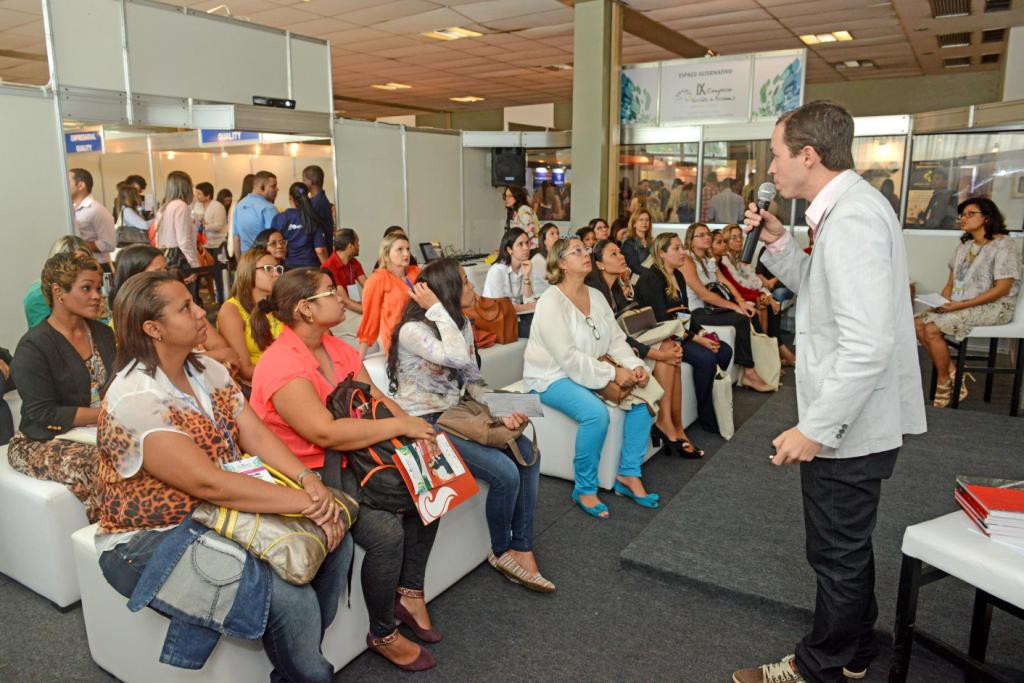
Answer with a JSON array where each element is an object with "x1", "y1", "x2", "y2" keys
[
  {"x1": 1002, "y1": 26, "x2": 1024, "y2": 101},
  {"x1": 570, "y1": 0, "x2": 620, "y2": 223}
]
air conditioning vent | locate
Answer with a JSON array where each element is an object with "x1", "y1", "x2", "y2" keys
[
  {"x1": 985, "y1": 0, "x2": 1011, "y2": 11},
  {"x1": 929, "y1": 0, "x2": 971, "y2": 17},
  {"x1": 937, "y1": 32, "x2": 971, "y2": 47},
  {"x1": 980, "y1": 53, "x2": 1000, "y2": 64},
  {"x1": 943, "y1": 56, "x2": 972, "y2": 67},
  {"x1": 982, "y1": 28, "x2": 1007, "y2": 42}
]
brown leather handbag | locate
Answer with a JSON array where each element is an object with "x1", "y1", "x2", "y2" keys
[
  {"x1": 465, "y1": 297, "x2": 517, "y2": 344},
  {"x1": 596, "y1": 355, "x2": 633, "y2": 403}
]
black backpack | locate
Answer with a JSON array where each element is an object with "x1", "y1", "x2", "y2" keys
[{"x1": 325, "y1": 374, "x2": 412, "y2": 513}]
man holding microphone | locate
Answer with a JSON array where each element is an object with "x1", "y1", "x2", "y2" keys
[{"x1": 732, "y1": 101, "x2": 926, "y2": 683}]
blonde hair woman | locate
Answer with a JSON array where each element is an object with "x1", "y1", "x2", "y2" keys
[
  {"x1": 622, "y1": 208, "x2": 654, "y2": 275},
  {"x1": 154, "y1": 170, "x2": 199, "y2": 270},
  {"x1": 356, "y1": 231, "x2": 420, "y2": 358}
]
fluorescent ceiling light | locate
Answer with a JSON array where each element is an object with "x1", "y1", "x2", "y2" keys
[
  {"x1": 800, "y1": 30, "x2": 854, "y2": 45},
  {"x1": 450, "y1": 95, "x2": 485, "y2": 103},
  {"x1": 371, "y1": 83, "x2": 412, "y2": 91},
  {"x1": 844, "y1": 60, "x2": 860, "y2": 67},
  {"x1": 422, "y1": 27, "x2": 482, "y2": 41}
]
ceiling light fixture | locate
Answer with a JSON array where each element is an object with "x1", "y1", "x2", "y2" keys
[
  {"x1": 422, "y1": 27, "x2": 482, "y2": 41},
  {"x1": 450, "y1": 95, "x2": 485, "y2": 103},
  {"x1": 371, "y1": 83, "x2": 412, "y2": 91},
  {"x1": 800, "y1": 30, "x2": 854, "y2": 45}
]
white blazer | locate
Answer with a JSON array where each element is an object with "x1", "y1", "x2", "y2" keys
[{"x1": 762, "y1": 172, "x2": 927, "y2": 459}]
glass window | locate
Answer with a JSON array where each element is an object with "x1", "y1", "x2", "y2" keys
[
  {"x1": 525, "y1": 148, "x2": 571, "y2": 222},
  {"x1": 904, "y1": 132, "x2": 1024, "y2": 231},
  {"x1": 617, "y1": 143, "x2": 700, "y2": 224},
  {"x1": 791, "y1": 135, "x2": 906, "y2": 226},
  {"x1": 700, "y1": 139, "x2": 792, "y2": 227}
]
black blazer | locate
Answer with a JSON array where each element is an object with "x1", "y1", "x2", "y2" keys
[
  {"x1": 10, "y1": 319, "x2": 116, "y2": 441},
  {"x1": 634, "y1": 267, "x2": 690, "y2": 323}
]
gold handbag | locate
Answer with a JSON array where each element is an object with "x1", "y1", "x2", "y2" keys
[{"x1": 191, "y1": 465, "x2": 359, "y2": 586}]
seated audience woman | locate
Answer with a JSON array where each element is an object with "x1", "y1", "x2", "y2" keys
[
  {"x1": 112, "y1": 245, "x2": 239, "y2": 369},
  {"x1": 530, "y1": 223, "x2": 561, "y2": 299},
  {"x1": 8, "y1": 253, "x2": 114, "y2": 521},
  {"x1": 24, "y1": 235, "x2": 93, "y2": 328},
  {"x1": 523, "y1": 238, "x2": 659, "y2": 519},
  {"x1": 633, "y1": 233, "x2": 735, "y2": 436},
  {"x1": 357, "y1": 232, "x2": 421, "y2": 358},
  {"x1": 96, "y1": 271, "x2": 352, "y2": 683},
  {"x1": 680, "y1": 223, "x2": 774, "y2": 392},
  {"x1": 271, "y1": 182, "x2": 330, "y2": 268},
  {"x1": 216, "y1": 248, "x2": 283, "y2": 384},
  {"x1": 576, "y1": 226, "x2": 597, "y2": 250},
  {"x1": 716, "y1": 226, "x2": 796, "y2": 366},
  {"x1": 611, "y1": 218, "x2": 629, "y2": 245},
  {"x1": 916, "y1": 197, "x2": 1021, "y2": 407},
  {"x1": 249, "y1": 267, "x2": 440, "y2": 671},
  {"x1": 621, "y1": 209, "x2": 654, "y2": 275},
  {"x1": 590, "y1": 217, "x2": 611, "y2": 242},
  {"x1": 587, "y1": 239, "x2": 706, "y2": 456},
  {"x1": 483, "y1": 227, "x2": 536, "y2": 338},
  {"x1": 503, "y1": 185, "x2": 540, "y2": 248},
  {"x1": 253, "y1": 228, "x2": 288, "y2": 263},
  {"x1": 387, "y1": 259, "x2": 551, "y2": 592}
]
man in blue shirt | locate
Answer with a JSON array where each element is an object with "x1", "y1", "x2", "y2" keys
[
  {"x1": 302, "y1": 164, "x2": 334, "y2": 245},
  {"x1": 232, "y1": 170, "x2": 279, "y2": 254}
]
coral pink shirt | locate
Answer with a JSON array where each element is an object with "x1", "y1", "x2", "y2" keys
[{"x1": 250, "y1": 325, "x2": 362, "y2": 469}]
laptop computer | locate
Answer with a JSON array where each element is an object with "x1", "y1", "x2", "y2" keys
[{"x1": 420, "y1": 242, "x2": 442, "y2": 263}]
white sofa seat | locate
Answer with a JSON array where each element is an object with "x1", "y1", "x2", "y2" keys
[
  {"x1": 72, "y1": 483, "x2": 490, "y2": 682},
  {"x1": 0, "y1": 444, "x2": 90, "y2": 608},
  {"x1": 502, "y1": 380, "x2": 658, "y2": 491}
]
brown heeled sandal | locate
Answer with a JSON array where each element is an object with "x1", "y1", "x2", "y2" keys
[
  {"x1": 366, "y1": 630, "x2": 436, "y2": 672},
  {"x1": 933, "y1": 379, "x2": 952, "y2": 408},
  {"x1": 394, "y1": 588, "x2": 442, "y2": 643}
]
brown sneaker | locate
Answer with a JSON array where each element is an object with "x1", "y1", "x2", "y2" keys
[{"x1": 732, "y1": 654, "x2": 805, "y2": 683}]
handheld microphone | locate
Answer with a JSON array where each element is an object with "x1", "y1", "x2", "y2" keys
[{"x1": 741, "y1": 182, "x2": 777, "y2": 264}]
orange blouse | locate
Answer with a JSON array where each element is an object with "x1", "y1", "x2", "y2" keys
[{"x1": 356, "y1": 265, "x2": 420, "y2": 353}]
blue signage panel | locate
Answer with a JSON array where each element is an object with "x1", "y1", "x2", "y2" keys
[
  {"x1": 64, "y1": 130, "x2": 103, "y2": 154},
  {"x1": 199, "y1": 130, "x2": 260, "y2": 145}
]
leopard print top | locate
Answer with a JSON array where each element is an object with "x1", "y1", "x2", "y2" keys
[{"x1": 96, "y1": 358, "x2": 245, "y2": 535}]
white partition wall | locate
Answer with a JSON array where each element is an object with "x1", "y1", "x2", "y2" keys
[
  {"x1": 462, "y1": 147, "x2": 506, "y2": 254},
  {"x1": 406, "y1": 130, "x2": 462, "y2": 252},
  {"x1": 334, "y1": 119, "x2": 407, "y2": 267},
  {"x1": 0, "y1": 86, "x2": 73, "y2": 348}
]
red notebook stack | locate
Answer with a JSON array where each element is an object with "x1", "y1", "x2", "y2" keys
[{"x1": 955, "y1": 476, "x2": 1024, "y2": 547}]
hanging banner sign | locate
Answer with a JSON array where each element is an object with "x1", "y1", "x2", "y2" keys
[
  {"x1": 659, "y1": 56, "x2": 752, "y2": 124},
  {"x1": 199, "y1": 130, "x2": 261, "y2": 145},
  {"x1": 65, "y1": 130, "x2": 103, "y2": 154},
  {"x1": 621, "y1": 49, "x2": 806, "y2": 126}
]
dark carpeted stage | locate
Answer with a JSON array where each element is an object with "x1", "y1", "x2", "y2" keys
[{"x1": 621, "y1": 385, "x2": 1024, "y2": 677}]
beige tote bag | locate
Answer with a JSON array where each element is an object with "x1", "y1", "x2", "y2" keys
[
  {"x1": 712, "y1": 369, "x2": 735, "y2": 440},
  {"x1": 749, "y1": 326, "x2": 782, "y2": 390}
]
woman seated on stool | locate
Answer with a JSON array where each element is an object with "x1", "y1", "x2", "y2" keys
[
  {"x1": 716, "y1": 226, "x2": 796, "y2": 366},
  {"x1": 681, "y1": 223, "x2": 774, "y2": 392},
  {"x1": 530, "y1": 223, "x2": 561, "y2": 299},
  {"x1": 482, "y1": 227, "x2": 536, "y2": 338},
  {"x1": 112, "y1": 245, "x2": 239, "y2": 369},
  {"x1": 523, "y1": 237, "x2": 659, "y2": 519},
  {"x1": 387, "y1": 258, "x2": 551, "y2": 592},
  {"x1": 96, "y1": 271, "x2": 351, "y2": 683},
  {"x1": 23, "y1": 235, "x2": 94, "y2": 328},
  {"x1": 252, "y1": 228, "x2": 288, "y2": 264},
  {"x1": 8, "y1": 252, "x2": 113, "y2": 521},
  {"x1": 216, "y1": 248, "x2": 283, "y2": 386},
  {"x1": 587, "y1": 239, "x2": 706, "y2": 457},
  {"x1": 357, "y1": 231, "x2": 420, "y2": 359},
  {"x1": 916, "y1": 197, "x2": 1020, "y2": 408},
  {"x1": 632, "y1": 233, "x2": 736, "y2": 439},
  {"x1": 249, "y1": 268, "x2": 440, "y2": 672}
]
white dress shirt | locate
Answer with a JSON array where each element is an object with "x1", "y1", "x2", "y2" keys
[{"x1": 73, "y1": 195, "x2": 117, "y2": 263}]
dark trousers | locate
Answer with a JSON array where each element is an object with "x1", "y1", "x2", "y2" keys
[
  {"x1": 754, "y1": 305, "x2": 782, "y2": 339},
  {"x1": 794, "y1": 448, "x2": 899, "y2": 683},
  {"x1": 690, "y1": 308, "x2": 754, "y2": 368},
  {"x1": 518, "y1": 313, "x2": 533, "y2": 339},
  {"x1": 341, "y1": 468, "x2": 439, "y2": 638},
  {"x1": 681, "y1": 338, "x2": 733, "y2": 433}
]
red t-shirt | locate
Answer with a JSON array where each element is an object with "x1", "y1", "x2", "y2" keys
[
  {"x1": 323, "y1": 253, "x2": 365, "y2": 288},
  {"x1": 250, "y1": 325, "x2": 362, "y2": 469}
]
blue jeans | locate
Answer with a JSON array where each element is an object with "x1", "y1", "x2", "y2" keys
[
  {"x1": 772, "y1": 285, "x2": 794, "y2": 303},
  {"x1": 537, "y1": 377, "x2": 653, "y2": 495},
  {"x1": 101, "y1": 527, "x2": 353, "y2": 683},
  {"x1": 442, "y1": 428, "x2": 539, "y2": 556}
]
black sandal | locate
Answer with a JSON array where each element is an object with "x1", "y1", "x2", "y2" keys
[{"x1": 679, "y1": 439, "x2": 704, "y2": 459}]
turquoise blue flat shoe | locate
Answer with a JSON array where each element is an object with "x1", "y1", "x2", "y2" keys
[
  {"x1": 571, "y1": 488, "x2": 609, "y2": 519},
  {"x1": 613, "y1": 481, "x2": 661, "y2": 509}
]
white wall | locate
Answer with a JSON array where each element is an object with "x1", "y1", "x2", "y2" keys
[
  {"x1": 505, "y1": 104, "x2": 554, "y2": 131},
  {"x1": 462, "y1": 147, "x2": 506, "y2": 254},
  {"x1": 0, "y1": 88, "x2": 72, "y2": 348},
  {"x1": 406, "y1": 131, "x2": 461, "y2": 251}
]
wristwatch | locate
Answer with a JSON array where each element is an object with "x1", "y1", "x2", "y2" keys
[{"x1": 296, "y1": 468, "x2": 321, "y2": 486}]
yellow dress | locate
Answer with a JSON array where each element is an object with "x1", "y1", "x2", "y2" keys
[{"x1": 221, "y1": 296, "x2": 282, "y2": 365}]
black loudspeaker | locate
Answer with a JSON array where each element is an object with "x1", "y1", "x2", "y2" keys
[{"x1": 491, "y1": 147, "x2": 526, "y2": 187}]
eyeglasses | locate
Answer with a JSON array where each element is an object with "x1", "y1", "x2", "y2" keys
[
  {"x1": 694, "y1": 232, "x2": 712, "y2": 239},
  {"x1": 562, "y1": 247, "x2": 593, "y2": 258},
  {"x1": 267, "y1": 239, "x2": 287, "y2": 248},
  {"x1": 958, "y1": 211, "x2": 983, "y2": 219},
  {"x1": 584, "y1": 316, "x2": 601, "y2": 340},
  {"x1": 304, "y1": 288, "x2": 339, "y2": 302},
  {"x1": 259, "y1": 264, "x2": 284, "y2": 275}
]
